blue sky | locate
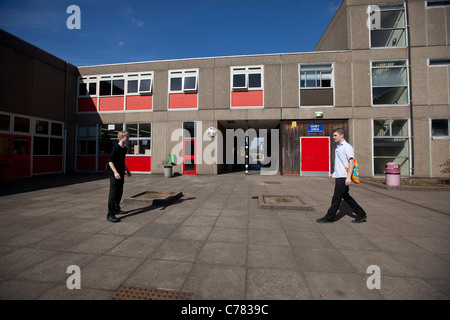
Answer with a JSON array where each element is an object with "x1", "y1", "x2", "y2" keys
[{"x1": 0, "y1": 0, "x2": 341, "y2": 67}]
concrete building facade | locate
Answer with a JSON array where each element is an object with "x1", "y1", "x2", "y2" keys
[{"x1": 1, "y1": 0, "x2": 449, "y2": 181}]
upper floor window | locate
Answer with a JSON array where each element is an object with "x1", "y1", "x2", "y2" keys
[
  {"x1": 99, "y1": 75, "x2": 125, "y2": 96},
  {"x1": 78, "y1": 77, "x2": 98, "y2": 97},
  {"x1": 231, "y1": 66, "x2": 263, "y2": 91},
  {"x1": 369, "y1": 3, "x2": 407, "y2": 48},
  {"x1": 169, "y1": 69, "x2": 198, "y2": 93},
  {"x1": 426, "y1": 1, "x2": 450, "y2": 8},
  {"x1": 299, "y1": 64, "x2": 334, "y2": 107},
  {"x1": 371, "y1": 60, "x2": 408, "y2": 105},
  {"x1": 432, "y1": 119, "x2": 450, "y2": 137},
  {"x1": 127, "y1": 73, "x2": 153, "y2": 95}
]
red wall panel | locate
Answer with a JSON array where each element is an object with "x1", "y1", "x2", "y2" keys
[
  {"x1": 33, "y1": 156, "x2": 63, "y2": 173},
  {"x1": 231, "y1": 90, "x2": 263, "y2": 107},
  {"x1": 126, "y1": 156, "x2": 151, "y2": 172},
  {"x1": 169, "y1": 93, "x2": 197, "y2": 109},
  {"x1": 126, "y1": 95, "x2": 152, "y2": 110},
  {"x1": 77, "y1": 156, "x2": 96, "y2": 171},
  {"x1": 78, "y1": 98, "x2": 97, "y2": 112},
  {"x1": 99, "y1": 97, "x2": 124, "y2": 111}
]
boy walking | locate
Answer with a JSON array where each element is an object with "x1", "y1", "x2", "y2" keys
[
  {"x1": 317, "y1": 128, "x2": 367, "y2": 224},
  {"x1": 107, "y1": 131, "x2": 132, "y2": 223}
]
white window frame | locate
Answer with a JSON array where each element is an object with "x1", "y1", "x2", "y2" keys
[
  {"x1": 78, "y1": 76, "x2": 98, "y2": 97},
  {"x1": 168, "y1": 69, "x2": 199, "y2": 93},
  {"x1": 426, "y1": 1, "x2": 450, "y2": 8},
  {"x1": 124, "y1": 123, "x2": 153, "y2": 157},
  {"x1": 32, "y1": 117, "x2": 64, "y2": 156},
  {"x1": 370, "y1": 60, "x2": 409, "y2": 107},
  {"x1": 427, "y1": 58, "x2": 450, "y2": 67},
  {"x1": 99, "y1": 74, "x2": 126, "y2": 97},
  {"x1": 126, "y1": 72, "x2": 153, "y2": 95},
  {"x1": 430, "y1": 118, "x2": 450, "y2": 139},
  {"x1": 298, "y1": 63, "x2": 335, "y2": 108},
  {"x1": 0, "y1": 111, "x2": 13, "y2": 133},
  {"x1": 231, "y1": 65, "x2": 264, "y2": 91},
  {"x1": 369, "y1": 3, "x2": 408, "y2": 49},
  {"x1": 372, "y1": 118, "x2": 411, "y2": 176}
]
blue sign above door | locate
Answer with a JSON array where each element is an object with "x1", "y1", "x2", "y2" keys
[{"x1": 307, "y1": 124, "x2": 323, "y2": 133}]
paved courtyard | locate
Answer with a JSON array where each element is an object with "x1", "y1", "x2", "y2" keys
[{"x1": 0, "y1": 172, "x2": 449, "y2": 300}]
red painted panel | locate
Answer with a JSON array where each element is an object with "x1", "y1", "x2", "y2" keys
[
  {"x1": 33, "y1": 156, "x2": 63, "y2": 173},
  {"x1": 99, "y1": 97, "x2": 124, "y2": 111},
  {"x1": 232, "y1": 90, "x2": 263, "y2": 107},
  {"x1": 301, "y1": 137, "x2": 329, "y2": 173},
  {"x1": 126, "y1": 95, "x2": 152, "y2": 110},
  {"x1": 77, "y1": 156, "x2": 96, "y2": 171},
  {"x1": 126, "y1": 156, "x2": 151, "y2": 172},
  {"x1": 78, "y1": 98, "x2": 97, "y2": 112},
  {"x1": 98, "y1": 156, "x2": 109, "y2": 172},
  {"x1": 169, "y1": 93, "x2": 198, "y2": 109}
]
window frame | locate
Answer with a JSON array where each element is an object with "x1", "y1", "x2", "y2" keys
[
  {"x1": 78, "y1": 76, "x2": 98, "y2": 97},
  {"x1": 370, "y1": 60, "x2": 409, "y2": 107},
  {"x1": 125, "y1": 123, "x2": 152, "y2": 156},
  {"x1": 427, "y1": 58, "x2": 450, "y2": 67},
  {"x1": 431, "y1": 118, "x2": 450, "y2": 139},
  {"x1": 426, "y1": 1, "x2": 450, "y2": 8},
  {"x1": 168, "y1": 69, "x2": 199, "y2": 94},
  {"x1": 298, "y1": 63, "x2": 335, "y2": 108},
  {"x1": 231, "y1": 65, "x2": 264, "y2": 91},
  {"x1": 369, "y1": 3, "x2": 408, "y2": 49},
  {"x1": 372, "y1": 118, "x2": 411, "y2": 176},
  {"x1": 126, "y1": 72, "x2": 154, "y2": 95}
]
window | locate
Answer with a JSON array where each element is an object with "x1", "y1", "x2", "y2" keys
[
  {"x1": 373, "y1": 119, "x2": 410, "y2": 176},
  {"x1": 370, "y1": 3, "x2": 407, "y2": 48},
  {"x1": 231, "y1": 66, "x2": 263, "y2": 90},
  {"x1": 0, "y1": 113, "x2": 11, "y2": 131},
  {"x1": 183, "y1": 122, "x2": 197, "y2": 139},
  {"x1": 98, "y1": 124, "x2": 124, "y2": 155},
  {"x1": 33, "y1": 119, "x2": 64, "y2": 156},
  {"x1": 77, "y1": 125, "x2": 97, "y2": 155},
  {"x1": 299, "y1": 64, "x2": 334, "y2": 106},
  {"x1": 426, "y1": 1, "x2": 450, "y2": 8},
  {"x1": 371, "y1": 61, "x2": 408, "y2": 105},
  {"x1": 35, "y1": 120, "x2": 49, "y2": 135},
  {"x1": 127, "y1": 73, "x2": 153, "y2": 95},
  {"x1": 169, "y1": 69, "x2": 198, "y2": 93},
  {"x1": 13, "y1": 116, "x2": 30, "y2": 133},
  {"x1": 125, "y1": 123, "x2": 151, "y2": 155},
  {"x1": 432, "y1": 119, "x2": 450, "y2": 137},
  {"x1": 78, "y1": 77, "x2": 97, "y2": 97},
  {"x1": 99, "y1": 75, "x2": 125, "y2": 96},
  {"x1": 428, "y1": 58, "x2": 450, "y2": 67}
]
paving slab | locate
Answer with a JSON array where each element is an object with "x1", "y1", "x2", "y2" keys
[{"x1": 0, "y1": 172, "x2": 449, "y2": 300}]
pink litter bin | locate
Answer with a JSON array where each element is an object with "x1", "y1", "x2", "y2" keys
[{"x1": 385, "y1": 162, "x2": 401, "y2": 186}]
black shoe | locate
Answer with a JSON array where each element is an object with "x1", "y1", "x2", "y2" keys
[
  {"x1": 115, "y1": 210, "x2": 126, "y2": 215},
  {"x1": 352, "y1": 216, "x2": 367, "y2": 223},
  {"x1": 107, "y1": 215, "x2": 121, "y2": 223},
  {"x1": 316, "y1": 217, "x2": 334, "y2": 223}
]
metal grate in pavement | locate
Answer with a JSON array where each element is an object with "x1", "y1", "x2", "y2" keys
[{"x1": 111, "y1": 286, "x2": 193, "y2": 300}]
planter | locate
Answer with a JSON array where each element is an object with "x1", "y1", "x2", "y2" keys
[{"x1": 164, "y1": 165, "x2": 172, "y2": 178}]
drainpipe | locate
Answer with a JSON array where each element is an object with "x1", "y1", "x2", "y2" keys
[
  {"x1": 405, "y1": 0, "x2": 415, "y2": 176},
  {"x1": 63, "y1": 61, "x2": 68, "y2": 174}
]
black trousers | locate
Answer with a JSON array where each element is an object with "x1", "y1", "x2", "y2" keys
[
  {"x1": 108, "y1": 174, "x2": 124, "y2": 216},
  {"x1": 325, "y1": 178, "x2": 367, "y2": 220}
]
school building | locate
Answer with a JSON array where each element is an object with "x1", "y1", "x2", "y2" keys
[{"x1": 1, "y1": 0, "x2": 449, "y2": 182}]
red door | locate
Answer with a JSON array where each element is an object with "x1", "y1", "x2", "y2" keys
[
  {"x1": 183, "y1": 139, "x2": 196, "y2": 175},
  {"x1": 0, "y1": 134, "x2": 31, "y2": 180},
  {"x1": 300, "y1": 137, "x2": 330, "y2": 177},
  {"x1": 12, "y1": 135, "x2": 31, "y2": 178}
]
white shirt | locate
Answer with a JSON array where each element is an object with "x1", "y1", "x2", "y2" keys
[{"x1": 333, "y1": 140, "x2": 354, "y2": 178}]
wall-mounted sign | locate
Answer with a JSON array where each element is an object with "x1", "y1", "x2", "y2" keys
[{"x1": 307, "y1": 124, "x2": 323, "y2": 133}]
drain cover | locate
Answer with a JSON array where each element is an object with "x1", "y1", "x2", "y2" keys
[
  {"x1": 111, "y1": 286, "x2": 193, "y2": 300},
  {"x1": 259, "y1": 195, "x2": 313, "y2": 211}
]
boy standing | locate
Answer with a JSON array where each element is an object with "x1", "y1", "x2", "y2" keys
[
  {"x1": 317, "y1": 128, "x2": 367, "y2": 224},
  {"x1": 107, "y1": 131, "x2": 132, "y2": 223}
]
